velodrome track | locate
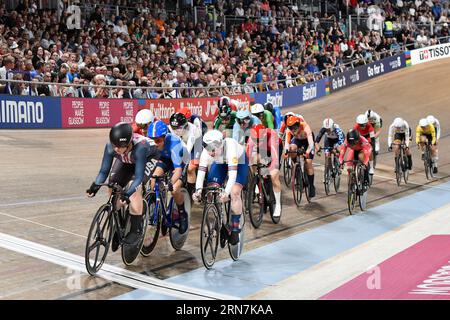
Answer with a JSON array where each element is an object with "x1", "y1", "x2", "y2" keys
[{"x1": 0, "y1": 58, "x2": 449, "y2": 299}]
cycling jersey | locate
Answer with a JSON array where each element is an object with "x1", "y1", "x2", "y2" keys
[
  {"x1": 94, "y1": 133, "x2": 160, "y2": 196},
  {"x1": 285, "y1": 120, "x2": 315, "y2": 156},
  {"x1": 339, "y1": 136, "x2": 372, "y2": 166},
  {"x1": 354, "y1": 123, "x2": 375, "y2": 142},
  {"x1": 315, "y1": 125, "x2": 345, "y2": 145},
  {"x1": 429, "y1": 119, "x2": 441, "y2": 140},
  {"x1": 257, "y1": 110, "x2": 275, "y2": 129},
  {"x1": 213, "y1": 111, "x2": 237, "y2": 131},
  {"x1": 416, "y1": 124, "x2": 436, "y2": 145},
  {"x1": 232, "y1": 116, "x2": 261, "y2": 145},
  {"x1": 273, "y1": 106, "x2": 283, "y2": 130},
  {"x1": 189, "y1": 114, "x2": 208, "y2": 135},
  {"x1": 369, "y1": 112, "x2": 382, "y2": 130},
  {"x1": 279, "y1": 113, "x2": 304, "y2": 136},
  {"x1": 156, "y1": 133, "x2": 186, "y2": 172},
  {"x1": 388, "y1": 120, "x2": 411, "y2": 147},
  {"x1": 247, "y1": 128, "x2": 281, "y2": 171},
  {"x1": 196, "y1": 138, "x2": 247, "y2": 195},
  {"x1": 169, "y1": 122, "x2": 202, "y2": 163}
]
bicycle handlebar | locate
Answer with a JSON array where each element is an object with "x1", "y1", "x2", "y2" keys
[{"x1": 98, "y1": 183, "x2": 124, "y2": 194}]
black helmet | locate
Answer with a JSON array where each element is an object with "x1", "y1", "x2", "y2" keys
[
  {"x1": 110, "y1": 122, "x2": 133, "y2": 147},
  {"x1": 346, "y1": 129, "x2": 360, "y2": 146},
  {"x1": 264, "y1": 102, "x2": 274, "y2": 113},
  {"x1": 169, "y1": 112, "x2": 187, "y2": 129}
]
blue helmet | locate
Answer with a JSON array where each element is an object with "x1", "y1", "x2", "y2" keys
[{"x1": 148, "y1": 120, "x2": 168, "y2": 138}]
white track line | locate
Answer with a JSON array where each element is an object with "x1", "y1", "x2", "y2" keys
[
  {"x1": 0, "y1": 211, "x2": 87, "y2": 239},
  {"x1": 0, "y1": 232, "x2": 238, "y2": 300},
  {"x1": 0, "y1": 196, "x2": 86, "y2": 208}
]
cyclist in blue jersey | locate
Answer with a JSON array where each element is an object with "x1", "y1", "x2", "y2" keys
[
  {"x1": 147, "y1": 120, "x2": 189, "y2": 234},
  {"x1": 86, "y1": 122, "x2": 160, "y2": 246},
  {"x1": 314, "y1": 118, "x2": 345, "y2": 154},
  {"x1": 232, "y1": 109, "x2": 261, "y2": 144}
]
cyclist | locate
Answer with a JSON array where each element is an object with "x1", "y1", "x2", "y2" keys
[
  {"x1": 169, "y1": 112, "x2": 202, "y2": 195},
  {"x1": 279, "y1": 112, "x2": 304, "y2": 137},
  {"x1": 192, "y1": 130, "x2": 248, "y2": 245},
  {"x1": 387, "y1": 117, "x2": 412, "y2": 170},
  {"x1": 179, "y1": 107, "x2": 208, "y2": 136},
  {"x1": 264, "y1": 102, "x2": 283, "y2": 130},
  {"x1": 251, "y1": 103, "x2": 275, "y2": 129},
  {"x1": 283, "y1": 114, "x2": 316, "y2": 198},
  {"x1": 232, "y1": 109, "x2": 261, "y2": 144},
  {"x1": 314, "y1": 118, "x2": 345, "y2": 168},
  {"x1": 147, "y1": 120, "x2": 189, "y2": 234},
  {"x1": 213, "y1": 103, "x2": 237, "y2": 137},
  {"x1": 218, "y1": 96, "x2": 238, "y2": 112},
  {"x1": 427, "y1": 115, "x2": 440, "y2": 171},
  {"x1": 338, "y1": 129, "x2": 372, "y2": 188},
  {"x1": 132, "y1": 109, "x2": 155, "y2": 136},
  {"x1": 365, "y1": 109, "x2": 383, "y2": 156},
  {"x1": 354, "y1": 114, "x2": 375, "y2": 175},
  {"x1": 86, "y1": 122, "x2": 160, "y2": 246},
  {"x1": 248, "y1": 124, "x2": 282, "y2": 217},
  {"x1": 416, "y1": 118, "x2": 438, "y2": 173}
]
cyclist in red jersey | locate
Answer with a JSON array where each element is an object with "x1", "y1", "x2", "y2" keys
[
  {"x1": 354, "y1": 114, "x2": 375, "y2": 175},
  {"x1": 339, "y1": 129, "x2": 372, "y2": 187}
]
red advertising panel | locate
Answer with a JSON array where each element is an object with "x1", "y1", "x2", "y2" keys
[{"x1": 61, "y1": 98, "x2": 138, "y2": 128}]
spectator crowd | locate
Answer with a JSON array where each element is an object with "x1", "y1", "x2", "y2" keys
[{"x1": 0, "y1": 0, "x2": 449, "y2": 98}]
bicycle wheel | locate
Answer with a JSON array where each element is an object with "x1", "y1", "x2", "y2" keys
[
  {"x1": 323, "y1": 160, "x2": 331, "y2": 196},
  {"x1": 265, "y1": 178, "x2": 279, "y2": 224},
  {"x1": 395, "y1": 156, "x2": 402, "y2": 186},
  {"x1": 247, "y1": 173, "x2": 264, "y2": 228},
  {"x1": 85, "y1": 204, "x2": 113, "y2": 275},
  {"x1": 169, "y1": 188, "x2": 191, "y2": 250},
  {"x1": 358, "y1": 166, "x2": 368, "y2": 211},
  {"x1": 228, "y1": 213, "x2": 245, "y2": 261},
  {"x1": 347, "y1": 175, "x2": 357, "y2": 215},
  {"x1": 424, "y1": 150, "x2": 431, "y2": 180},
  {"x1": 403, "y1": 155, "x2": 409, "y2": 184},
  {"x1": 283, "y1": 158, "x2": 292, "y2": 187},
  {"x1": 333, "y1": 155, "x2": 341, "y2": 193},
  {"x1": 303, "y1": 168, "x2": 311, "y2": 203},
  {"x1": 141, "y1": 192, "x2": 161, "y2": 257},
  {"x1": 200, "y1": 203, "x2": 220, "y2": 269},
  {"x1": 292, "y1": 163, "x2": 303, "y2": 207},
  {"x1": 121, "y1": 200, "x2": 148, "y2": 266},
  {"x1": 428, "y1": 149, "x2": 435, "y2": 178}
]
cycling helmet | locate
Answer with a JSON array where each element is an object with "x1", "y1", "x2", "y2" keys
[
  {"x1": 264, "y1": 102, "x2": 274, "y2": 114},
  {"x1": 169, "y1": 112, "x2": 188, "y2": 129},
  {"x1": 426, "y1": 115, "x2": 436, "y2": 125},
  {"x1": 393, "y1": 117, "x2": 404, "y2": 128},
  {"x1": 179, "y1": 107, "x2": 192, "y2": 119},
  {"x1": 251, "y1": 103, "x2": 265, "y2": 115},
  {"x1": 135, "y1": 109, "x2": 154, "y2": 125},
  {"x1": 203, "y1": 129, "x2": 223, "y2": 151},
  {"x1": 286, "y1": 115, "x2": 300, "y2": 127},
  {"x1": 365, "y1": 109, "x2": 377, "y2": 121},
  {"x1": 219, "y1": 96, "x2": 231, "y2": 107},
  {"x1": 218, "y1": 104, "x2": 232, "y2": 118},
  {"x1": 110, "y1": 122, "x2": 133, "y2": 148},
  {"x1": 250, "y1": 124, "x2": 267, "y2": 141},
  {"x1": 323, "y1": 118, "x2": 334, "y2": 130},
  {"x1": 419, "y1": 118, "x2": 429, "y2": 127},
  {"x1": 236, "y1": 109, "x2": 251, "y2": 119},
  {"x1": 148, "y1": 120, "x2": 168, "y2": 138},
  {"x1": 356, "y1": 114, "x2": 368, "y2": 125},
  {"x1": 346, "y1": 129, "x2": 360, "y2": 146}
]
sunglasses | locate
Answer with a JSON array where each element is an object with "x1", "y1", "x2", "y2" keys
[
  {"x1": 288, "y1": 123, "x2": 300, "y2": 131},
  {"x1": 237, "y1": 117, "x2": 251, "y2": 124},
  {"x1": 151, "y1": 137, "x2": 165, "y2": 144}
]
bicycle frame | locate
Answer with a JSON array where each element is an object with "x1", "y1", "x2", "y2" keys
[{"x1": 150, "y1": 175, "x2": 174, "y2": 228}]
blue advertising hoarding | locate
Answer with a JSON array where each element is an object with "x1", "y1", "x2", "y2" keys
[{"x1": 0, "y1": 95, "x2": 62, "y2": 129}]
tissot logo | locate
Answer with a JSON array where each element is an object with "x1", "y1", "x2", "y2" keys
[{"x1": 419, "y1": 50, "x2": 429, "y2": 60}]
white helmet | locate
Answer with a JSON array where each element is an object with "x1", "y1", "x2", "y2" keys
[
  {"x1": 251, "y1": 103, "x2": 265, "y2": 115},
  {"x1": 323, "y1": 118, "x2": 334, "y2": 130},
  {"x1": 356, "y1": 114, "x2": 368, "y2": 125},
  {"x1": 135, "y1": 109, "x2": 154, "y2": 125},
  {"x1": 393, "y1": 117, "x2": 404, "y2": 128},
  {"x1": 203, "y1": 129, "x2": 223, "y2": 147},
  {"x1": 365, "y1": 109, "x2": 377, "y2": 121},
  {"x1": 426, "y1": 115, "x2": 436, "y2": 125},
  {"x1": 419, "y1": 118, "x2": 429, "y2": 127}
]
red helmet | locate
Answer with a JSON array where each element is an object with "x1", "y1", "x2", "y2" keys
[
  {"x1": 179, "y1": 107, "x2": 192, "y2": 119},
  {"x1": 250, "y1": 124, "x2": 267, "y2": 141}
]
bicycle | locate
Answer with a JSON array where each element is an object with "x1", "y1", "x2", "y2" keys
[
  {"x1": 318, "y1": 147, "x2": 341, "y2": 195},
  {"x1": 140, "y1": 173, "x2": 191, "y2": 256},
  {"x1": 85, "y1": 183, "x2": 149, "y2": 275},
  {"x1": 342, "y1": 160, "x2": 369, "y2": 215},
  {"x1": 247, "y1": 161, "x2": 281, "y2": 228},
  {"x1": 199, "y1": 186, "x2": 245, "y2": 269},
  {"x1": 421, "y1": 141, "x2": 434, "y2": 180},
  {"x1": 393, "y1": 142, "x2": 409, "y2": 186},
  {"x1": 287, "y1": 148, "x2": 311, "y2": 207}
]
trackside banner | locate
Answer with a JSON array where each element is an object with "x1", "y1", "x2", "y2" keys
[
  {"x1": 251, "y1": 78, "x2": 327, "y2": 107},
  {"x1": 327, "y1": 53, "x2": 406, "y2": 93},
  {"x1": 409, "y1": 43, "x2": 450, "y2": 65},
  {"x1": 0, "y1": 95, "x2": 61, "y2": 129}
]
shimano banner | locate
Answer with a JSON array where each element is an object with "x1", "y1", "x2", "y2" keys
[{"x1": 0, "y1": 95, "x2": 61, "y2": 129}]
